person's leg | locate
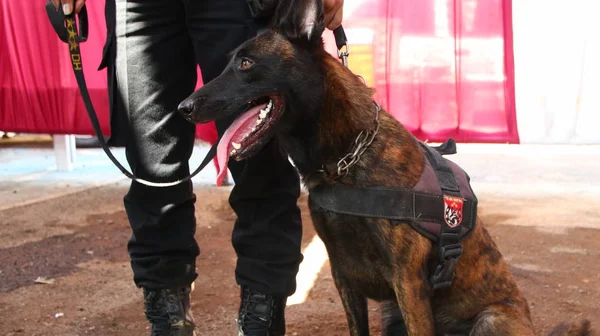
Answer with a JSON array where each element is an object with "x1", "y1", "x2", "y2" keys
[
  {"x1": 105, "y1": 0, "x2": 199, "y2": 334},
  {"x1": 183, "y1": 0, "x2": 304, "y2": 334}
]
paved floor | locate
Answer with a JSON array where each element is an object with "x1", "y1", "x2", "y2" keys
[
  {"x1": 2, "y1": 141, "x2": 600, "y2": 227},
  {"x1": 0, "y1": 140, "x2": 218, "y2": 211}
]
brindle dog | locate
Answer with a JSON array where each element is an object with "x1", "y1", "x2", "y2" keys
[{"x1": 177, "y1": 1, "x2": 594, "y2": 335}]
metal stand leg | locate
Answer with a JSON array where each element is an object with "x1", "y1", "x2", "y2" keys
[{"x1": 53, "y1": 134, "x2": 76, "y2": 171}]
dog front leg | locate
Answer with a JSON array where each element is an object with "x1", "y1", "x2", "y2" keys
[
  {"x1": 381, "y1": 300, "x2": 408, "y2": 336},
  {"x1": 392, "y1": 280, "x2": 435, "y2": 336},
  {"x1": 332, "y1": 270, "x2": 369, "y2": 336}
]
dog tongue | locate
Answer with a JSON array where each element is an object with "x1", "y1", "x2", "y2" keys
[{"x1": 215, "y1": 103, "x2": 267, "y2": 186}]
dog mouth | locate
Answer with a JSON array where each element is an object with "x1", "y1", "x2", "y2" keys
[{"x1": 215, "y1": 94, "x2": 285, "y2": 184}]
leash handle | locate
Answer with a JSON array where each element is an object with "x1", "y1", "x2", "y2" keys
[
  {"x1": 45, "y1": 1, "x2": 88, "y2": 43},
  {"x1": 45, "y1": 0, "x2": 217, "y2": 187}
]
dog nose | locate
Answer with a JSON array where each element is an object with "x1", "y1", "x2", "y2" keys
[{"x1": 178, "y1": 100, "x2": 196, "y2": 116}]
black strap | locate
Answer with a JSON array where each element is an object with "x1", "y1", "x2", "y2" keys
[
  {"x1": 333, "y1": 26, "x2": 347, "y2": 51},
  {"x1": 421, "y1": 142, "x2": 464, "y2": 290},
  {"x1": 45, "y1": 1, "x2": 218, "y2": 187},
  {"x1": 421, "y1": 143, "x2": 461, "y2": 194},
  {"x1": 333, "y1": 26, "x2": 349, "y2": 67},
  {"x1": 428, "y1": 138, "x2": 457, "y2": 155},
  {"x1": 309, "y1": 184, "x2": 475, "y2": 227},
  {"x1": 45, "y1": 1, "x2": 88, "y2": 43}
]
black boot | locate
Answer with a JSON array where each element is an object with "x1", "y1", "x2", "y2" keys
[
  {"x1": 143, "y1": 286, "x2": 196, "y2": 336},
  {"x1": 237, "y1": 285, "x2": 287, "y2": 336}
]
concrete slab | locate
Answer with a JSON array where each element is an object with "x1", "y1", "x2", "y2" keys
[{"x1": 1, "y1": 143, "x2": 599, "y2": 229}]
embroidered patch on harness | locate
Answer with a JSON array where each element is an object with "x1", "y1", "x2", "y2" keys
[{"x1": 443, "y1": 195, "x2": 464, "y2": 228}]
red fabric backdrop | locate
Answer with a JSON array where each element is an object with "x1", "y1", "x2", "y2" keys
[
  {"x1": 1, "y1": 0, "x2": 111, "y2": 136},
  {"x1": 0, "y1": 0, "x2": 518, "y2": 144}
]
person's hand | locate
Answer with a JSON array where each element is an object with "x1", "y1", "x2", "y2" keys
[
  {"x1": 323, "y1": 0, "x2": 343, "y2": 30},
  {"x1": 50, "y1": 0, "x2": 86, "y2": 16}
]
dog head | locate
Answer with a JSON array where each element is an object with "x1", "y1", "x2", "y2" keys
[{"x1": 178, "y1": 0, "x2": 329, "y2": 169}]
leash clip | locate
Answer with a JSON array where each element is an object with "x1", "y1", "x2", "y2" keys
[
  {"x1": 332, "y1": 25, "x2": 365, "y2": 83},
  {"x1": 338, "y1": 44, "x2": 350, "y2": 68},
  {"x1": 333, "y1": 26, "x2": 350, "y2": 68}
]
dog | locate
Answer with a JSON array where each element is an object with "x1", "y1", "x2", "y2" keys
[{"x1": 177, "y1": 0, "x2": 594, "y2": 335}]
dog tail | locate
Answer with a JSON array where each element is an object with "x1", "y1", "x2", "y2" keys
[{"x1": 546, "y1": 319, "x2": 595, "y2": 336}]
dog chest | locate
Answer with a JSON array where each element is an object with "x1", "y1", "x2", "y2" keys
[{"x1": 308, "y1": 140, "x2": 479, "y2": 291}]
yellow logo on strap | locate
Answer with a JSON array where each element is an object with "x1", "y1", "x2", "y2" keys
[{"x1": 65, "y1": 18, "x2": 82, "y2": 70}]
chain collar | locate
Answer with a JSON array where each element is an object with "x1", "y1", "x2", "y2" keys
[
  {"x1": 318, "y1": 32, "x2": 381, "y2": 179},
  {"x1": 318, "y1": 101, "x2": 381, "y2": 179}
]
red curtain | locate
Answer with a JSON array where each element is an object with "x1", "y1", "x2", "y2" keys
[
  {"x1": 0, "y1": 0, "x2": 216, "y2": 143},
  {"x1": 325, "y1": 0, "x2": 518, "y2": 143},
  {"x1": 0, "y1": 0, "x2": 518, "y2": 144},
  {"x1": 0, "y1": 0, "x2": 111, "y2": 135}
]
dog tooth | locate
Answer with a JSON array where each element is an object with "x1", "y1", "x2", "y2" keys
[
  {"x1": 256, "y1": 119, "x2": 262, "y2": 125},
  {"x1": 232, "y1": 142, "x2": 241, "y2": 149},
  {"x1": 259, "y1": 110, "x2": 268, "y2": 119},
  {"x1": 230, "y1": 149, "x2": 237, "y2": 155},
  {"x1": 267, "y1": 100, "x2": 273, "y2": 108}
]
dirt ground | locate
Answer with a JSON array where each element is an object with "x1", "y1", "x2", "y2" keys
[
  {"x1": 0, "y1": 182, "x2": 598, "y2": 336},
  {"x1": 1, "y1": 140, "x2": 600, "y2": 336}
]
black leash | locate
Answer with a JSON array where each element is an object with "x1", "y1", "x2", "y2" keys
[
  {"x1": 46, "y1": 1, "x2": 351, "y2": 187},
  {"x1": 45, "y1": 1, "x2": 218, "y2": 187}
]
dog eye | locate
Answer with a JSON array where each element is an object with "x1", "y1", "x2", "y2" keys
[{"x1": 239, "y1": 58, "x2": 254, "y2": 70}]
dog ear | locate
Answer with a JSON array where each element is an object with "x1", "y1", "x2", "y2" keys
[{"x1": 271, "y1": 0, "x2": 325, "y2": 44}]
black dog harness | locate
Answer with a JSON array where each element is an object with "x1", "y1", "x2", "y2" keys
[{"x1": 309, "y1": 139, "x2": 478, "y2": 290}]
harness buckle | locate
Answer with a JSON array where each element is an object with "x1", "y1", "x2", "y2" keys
[{"x1": 430, "y1": 243, "x2": 463, "y2": 290}]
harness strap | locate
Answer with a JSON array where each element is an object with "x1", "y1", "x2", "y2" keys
[
  {"x1": 45, "y1": 1, "x2": 218, "y2": 187},
  {"x1": 309, "y1": 184, "x2": 476, "y2": 227},
  {"x1": 420, "y1": 143, "x2": 464, "y2": 290}
]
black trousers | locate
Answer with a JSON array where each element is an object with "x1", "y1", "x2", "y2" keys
[{"x1": 101, "y1": 0, "x2": 303, "y2": 297}]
